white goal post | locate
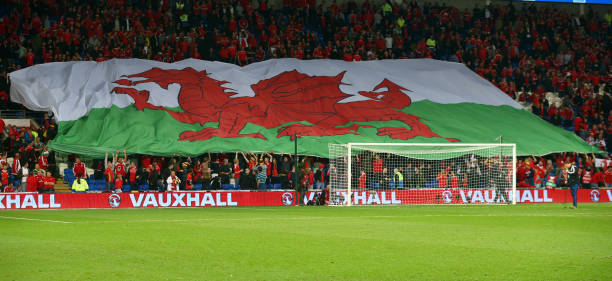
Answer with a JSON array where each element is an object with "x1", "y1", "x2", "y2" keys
[{"x1": 327, "y1": 143, "x2": 517, "y2": 205}]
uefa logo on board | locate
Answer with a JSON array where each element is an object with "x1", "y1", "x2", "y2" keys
[
  {"x1": 442, "y1": 191, "x2": 453, "y2": 204},
  {"x1": 281, "y1": 192, "x2": 294, "y2": 206},
  {"x1": 108, "y1": 194, "x2": 121, "y2": 208},
  {"x1": 590, "y1": 190, "x2": 600, "y2": 203}
]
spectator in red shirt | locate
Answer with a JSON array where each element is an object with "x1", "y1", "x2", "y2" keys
[
  {"x1": 185, "y1": 171, "x2": 193, "y2": 190},
  {"x1": 43, "y1": 171, "x2": 55, "y2": 192},
  {"x1": 372, "y1": 154, "x2": 384, "y2": 173},
  {"x1": 233, "y1": 157, "x2": 242, "y2": 185},
  {"x1": 301, "y1": 167, "x2": 314, "y2": 190},
  {"x1": 25, "y1": 49, "x2": 35, "y2": 66},
  {"x1": 11, "y1": 153, "x2": 21, "y2": 179},
  {"x1": 73, "y1": 157, "x2": 86, "y2": 179},
  {"x1": 604, "y1": 166, "x2": 612, "y2": 188},
  {"x1": 450, "y1": 171, "x2": 459, "y2": 188},
  {"x1": 127, "y1": 162, "x2": 139, "y2": 191},
  {"x1": 114, "y1": 174, "x2": 124, "y2": 192},
  {"x1": 1, "y1": 165, "x2": 9, "y2": 189},
  {"x1": 4, "y1": 183, "x2": 14, "y2": 192},
  {"x1": 114, "y1": 149, "x2": 127, "y2": 178},
  {"x1": 104, "y1": 156, "x2": 114, "y2": 193},
  {"x1": 592, "y1": 168, "x2": 603, "y2": 188},
  {"x1": 34, "y1": 170, "x2": 46, "y2": 193},
  {"x1": 38, "y1": 151, "x2": 48, "y2": 171},
  {"x1": 358, "y1": 170, "x2": 366, "y2": 189},
  {"x1": 372, "y1": 153, "x2": 385, "y2": 185},
  {"x1": 437, "y1": 170, "x2": 448, "y2": 188}
]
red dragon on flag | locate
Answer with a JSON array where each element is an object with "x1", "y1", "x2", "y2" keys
[{"x1": 112, "y1": 67, "x2": 459, "y2": 142}]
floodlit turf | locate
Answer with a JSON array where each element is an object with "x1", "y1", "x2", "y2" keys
[{"x1": 1, "y1": 204, "x2": 611, "y2": 281}]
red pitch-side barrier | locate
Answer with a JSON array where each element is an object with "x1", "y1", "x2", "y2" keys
[
  {"x1": 0, "y1": 189, "x2": 610, "y2": 210},
  {"x1": 0, "y1": 191, "x2": 297, "y2": 210},
  {"x1": 304, "y1": 188, "x2": 612, "y2": 205}
]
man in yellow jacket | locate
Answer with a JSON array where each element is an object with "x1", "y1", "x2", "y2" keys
[{"x1": 72, "y1": 178, "x2": 89, "y2": 192}]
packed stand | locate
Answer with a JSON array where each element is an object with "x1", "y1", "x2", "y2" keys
[
  {"x1": 0, "y1": 0, "x2": 610, "y2": 193},
  {"x1": 1, "y1": 1, "x2": 610, "y2": 136},
  {"x1": 0, "y1": 113, "x2": 59, "y2": 192}
]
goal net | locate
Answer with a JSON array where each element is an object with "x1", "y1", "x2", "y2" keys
[{"x1": 327, "y1": 143, "x2": 516, "y2": 205}]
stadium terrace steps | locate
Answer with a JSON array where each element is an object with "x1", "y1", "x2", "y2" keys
[{"x1": 54, "y1": 179, "x2": 71, "y2": 193}]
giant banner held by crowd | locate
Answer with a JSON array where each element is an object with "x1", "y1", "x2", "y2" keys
[{"x1": 9, "y1": 59, "x2": 597, "y2": 157}]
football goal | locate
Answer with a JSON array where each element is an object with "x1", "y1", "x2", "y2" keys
[{"x1": 327, "y1": 143, "x2": 516, "y2": 205}]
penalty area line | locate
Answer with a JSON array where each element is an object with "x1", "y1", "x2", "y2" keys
[{"x1": 0, "y1": 215, "x2": 73, "y2": 224}]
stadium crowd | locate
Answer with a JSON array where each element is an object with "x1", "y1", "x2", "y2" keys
[
  {"x1": 0, "y1": 113, "x2": 58, "y2": 192},
  {"x1": 71, "y1": 150, "x2": 323, "y2": 192},
  {"x1": 0, "y1": 0, "x2": 610, "y2": 193}
]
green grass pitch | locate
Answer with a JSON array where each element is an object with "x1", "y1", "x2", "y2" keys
[{"x1": 1, "y1": 204, "x2": 611, "y2": 280}]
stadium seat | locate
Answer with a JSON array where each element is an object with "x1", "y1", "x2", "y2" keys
[
  {"x1": 222, "y1": 184, "x2": 234, "y2": 190},
  {"x1": 425, "y1": 180, "x2": 439, "y2": 189},
  {"x1": 273, "y1": 184, "x2": 281, "y2": 189},
  {"x1": 64, "y1": 169, "x2": 74, "y2": 177},
  {"x1": 64, "y1": 177, "x2": 74, "y2": 185},
  {"x1": 234, "y1": 184, "x2": 240, "y2": 190},
  {"x1": 193, "y1": 184, "x2": 202, "y2": 190},
  {"x1": 122, "y1": 184, "x2": 131, "y2": 192},
  {"x1": 139, "y1": 184, "x2": 149, "y2": 192}
]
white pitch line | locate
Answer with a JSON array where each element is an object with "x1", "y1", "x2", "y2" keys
[
  {"x1": 0, "y1": 215, "x2": 73, "y2": 224},
  {"x1": 73, "y1": 213, "x2": 612, "y2": 224}
]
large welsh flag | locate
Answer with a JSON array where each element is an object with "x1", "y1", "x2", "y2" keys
[{"x1": 9, "y1": 58, "x2": 597, "y2": 157}]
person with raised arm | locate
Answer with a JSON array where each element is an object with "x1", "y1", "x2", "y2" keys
[
  {"x1": 104, "y1": 151, "x2": 117, "y2": 193},
  {"x1": 114, "y1": 149, "x2": 128, "y2": 179},
  {"x1": 233, "y1": 151, "x2": 242, "y2": 186},
  {"x1": 243, "y1": 151, "x2": 257, "y2": 170}
]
